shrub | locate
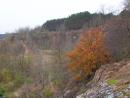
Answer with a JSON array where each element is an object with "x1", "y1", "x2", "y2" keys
[
  {"x1": 67, "y1": 27, "x2": 111, "y2": 81},
  {"x1": 43, "y1": 86, "x2": 54, "y2": 98},
  {"x1": 0, "y1": 87, "x2": 5, "y2": 97}
]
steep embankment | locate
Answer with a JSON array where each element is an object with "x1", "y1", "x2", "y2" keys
[{"x1": 77, "y1": 59, "x2": 130, "y2": 98}]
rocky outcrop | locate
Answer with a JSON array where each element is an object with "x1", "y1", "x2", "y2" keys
[{"x1": 77, "y1": 59, "x2": 130, "y2": 98}]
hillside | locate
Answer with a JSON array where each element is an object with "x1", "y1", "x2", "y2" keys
[
  {"x1": 0, "y1": 9, "x2": 129, "y2": 98},
  {"x1": 42, "y1": 11, "x2": 113, "y2": 31},
  {"x1": 77, "y1": 59, "x2": 130, "y2": 98},
  {"x1": 0, "y1": 34, "x2": 6, "y2": 39}
]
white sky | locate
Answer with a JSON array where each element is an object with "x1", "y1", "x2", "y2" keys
[{"x1": 0, "y1": 0, "x2": 124, "y2": 33}]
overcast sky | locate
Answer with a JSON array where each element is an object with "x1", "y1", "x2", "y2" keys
[{"x1": 0, "y1": 0, "x2": 124, "y2": 33}]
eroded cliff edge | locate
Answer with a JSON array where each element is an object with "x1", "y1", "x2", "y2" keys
[{"x1": 77, "y1": 59, "x2": 130, "y2": 98}]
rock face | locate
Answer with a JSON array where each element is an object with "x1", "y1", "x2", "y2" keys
[{"x1": 77, "y1": 59, "x2": 130, "y2": 98}]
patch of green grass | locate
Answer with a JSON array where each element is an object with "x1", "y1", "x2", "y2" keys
[
  {"x1": 43, "y1": 86, "x2": 53, "y2": 98},
  {"x1": 25, "y1": 78, "x2": 33, "y2": 84},
  {"x1": 107, "y1": 79, "x2": 118, "y2": 85}
]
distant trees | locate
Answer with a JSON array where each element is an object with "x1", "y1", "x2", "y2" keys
[
  {"x1": 104, "y1": 12, "x2": 130, "y2": 60},
  {"x1": 42, "y1": 18, "x2": 66, "y2": 31},
  {"x1": 67, "y1": 28, "x2": 111, "y2": 81},
  {"x1": 65, "y1": 11, "x2": 91, "y2": 30},
  {"x1": 42, "y1": 11, "x2": 114, "y2": 31}
]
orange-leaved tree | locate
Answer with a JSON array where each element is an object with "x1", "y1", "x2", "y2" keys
[{"x1": 67, "y1": 27, "x2": 111, "y2": 81}]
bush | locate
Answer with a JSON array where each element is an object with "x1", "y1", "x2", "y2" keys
[
  {"x1": 0, "y1": 87, "x2": 5, "y2": 97},
  {"x1": 43, "y1": 86, "x2": 54, "y2": 98},
  {"x1": 67, "y1": 27, "x2": 111, "y2": 81},
  {"x1": 0, "y1": 68, "x2": 13, "y2": 83}
]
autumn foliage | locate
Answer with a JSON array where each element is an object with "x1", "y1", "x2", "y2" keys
[{"x1": 67, "y1": 28, "x2": 111, "y2": 81}]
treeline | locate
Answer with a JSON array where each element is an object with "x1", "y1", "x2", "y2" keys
[
  {"x1": 42, "y1": 11, "x2": 113, "y2": 31},
  {"x1": 0, "y1": 1, "x2": 130, "y2": 97}
]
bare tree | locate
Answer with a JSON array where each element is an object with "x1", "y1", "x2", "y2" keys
[{"x1": 124, "y1": 0, "x2": 130, "y2": 10}]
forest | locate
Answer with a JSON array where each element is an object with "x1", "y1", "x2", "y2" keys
[{"x1": 0, "y1": 0, "x2": 130, "y2": 98}]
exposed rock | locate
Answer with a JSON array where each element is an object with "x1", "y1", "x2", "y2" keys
[{"x1": 76, "y1": 59, "x2": 130, "y2": 98}]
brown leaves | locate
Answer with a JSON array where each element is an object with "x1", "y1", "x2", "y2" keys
[{"x1": 67, "y1": 27, "x2": 111, "y2": 81}]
